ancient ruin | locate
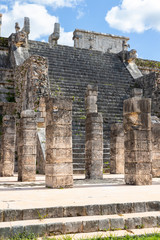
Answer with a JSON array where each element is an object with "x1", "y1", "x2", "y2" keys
[{"x1": 0, "y1": 15, "x2": 160, "y2": 188}]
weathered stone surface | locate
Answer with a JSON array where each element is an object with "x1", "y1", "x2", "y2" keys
[
  {"x1": 0, "y1": 112, "x2": 16, "y2": 177},
  {"x1": 110, "y1": 218, "x2": 124, "y2": 230},
  {"x1": 85, "y1": 85, "x2": 103, "y2": 179},
  {"x1": 45, "y1": 97, "x2": 73, "y2": 188},
  {"x1": 18, "y1": 110, "x2": 37, "y2": 182},
  {"x1": 110, "y1": 123, "x2": 124, "y2": 174},
  {"x1": 73, "y1": 29, "x2": 129, "y2": 53},
  {"x1": 123, "y1": 90, "x2": 152, "y2": 185},
  {"x1": 151, "y1": 122, "x2": 160, "y2": 177}
]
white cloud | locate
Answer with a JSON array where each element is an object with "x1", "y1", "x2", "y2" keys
[
  {"x1": 17, "y1": 0, "x2": 83, "y2": 8},
  {"x1": 59, "y1": 28, "x2": 73, "y2": 46},
  {"x1": 105, "y1": 0, "x2": 160, "y2": 33},
  {"x1": 1, "y1": 1, "x2": 74, "y2": 46}
]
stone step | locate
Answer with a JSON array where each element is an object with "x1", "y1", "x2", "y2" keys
[
  {"x1": 0, "y1": 201, "x2": 159, "y2": 222},
  {"x1": 0, "y1": 211, "x2": 160, "y2": 238}
]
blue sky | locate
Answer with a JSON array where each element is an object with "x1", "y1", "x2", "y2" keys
[{"x1": 1, "y1": 0, "x2": 160, "y2": 61}]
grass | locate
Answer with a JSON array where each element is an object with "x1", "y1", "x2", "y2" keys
[{"x1": 5, "y1": 233, "x2": 160, "y2": 240}]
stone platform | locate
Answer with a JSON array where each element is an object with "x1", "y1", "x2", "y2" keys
[{"x1": 0, "y1": 174, "x2": 160, "y2": 238}]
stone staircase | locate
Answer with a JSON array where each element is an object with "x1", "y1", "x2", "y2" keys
[
  {"x1": 29, "y1": 41, "x2": 134, "y2": 173},
  {"x1": 0, "y1": 201, "x2": 160, "y2": 238}
]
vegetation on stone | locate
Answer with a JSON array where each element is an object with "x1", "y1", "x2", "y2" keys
[{"x1": 136, "y1": 58, "x2": 160, "y2": 70}]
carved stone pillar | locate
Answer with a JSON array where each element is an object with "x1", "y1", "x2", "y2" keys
[
  {"x1": 45, "y1": 97, "x2": 73, "y2": 188},
  {"x1": 110, "y1": 123, "x2": 124, "y2": 174},
  {"x1": 18, "y1": 110, "x2": 37, "y2": 182},
  {"x1": 0, "y1": 115, "x2": 16, "y2": 176},
  {"x1": 85, "y1": 85, "x2": 103, "y2": 179},
  {"x1": 123, "y1": 89, "x2": 152, "y2": 185}
]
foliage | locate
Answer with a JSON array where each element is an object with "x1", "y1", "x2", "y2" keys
[{"x1": 135, "y1": 58, "x2": 160, "y2": 70}]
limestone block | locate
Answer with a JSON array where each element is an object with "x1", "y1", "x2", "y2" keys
[
  {"x1": 64, "y1": 221, "x2": 82, "y2": 234},
  {"x1": 125, "y1": 150, "x2": 151, "y2": 163},
  {"x1": 83, "y1": 220, "x2": 99, "y2": 232},
  {"x1": 47, "y1": 222, "x2": 64, "y2": 235},
  {"x1": 142, "y1": 216, "x2": 157, "y2": 228},
  {"x1": 125, "y1": 162, "x2": 151, "y2": 175},
  {"x1": 45, "y1": 163, "x2": 73, "y2": 176},
  {"x1": 125, "y1": 174, "x2": 152, "y2": 185},
  {"x1": 46, "y1": 148, "x2": 72, "y2": 163},
  {"x1": 110, "y1": 218, "x2": 124, "y2": 230},
  {"x1": 99, "y1": 219, "x2": 110, "y2": 231},
  {"x1": 45, "y1": 175, "x2": 73, "y2": 188}
]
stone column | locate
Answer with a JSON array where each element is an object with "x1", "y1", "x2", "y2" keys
[
  {"x1": 45, "y1": 97, "x2": 73, "y2": 188},
  {"x1": 18, "y1": 110, "x2": 37, "y2": 182},
  {"x1": 0, "y1": 115, "x2": 16, "y2": 176},
  {"x1": 85, "y1": 85, "x2": 103, "y2": 179},
  {"x1": 110, "y1": 123, "x2": 124, "y2": 174},
  {"x1": 123, "y1": 88, "x2": 152, "y2": 185},
  {"x1": 151, "y1": 121, "x2": 160, "y2": 177}
]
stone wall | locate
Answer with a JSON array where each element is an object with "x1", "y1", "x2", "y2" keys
[{"x1": 73, "y1": 29, "x2": 129, "y2": 53}]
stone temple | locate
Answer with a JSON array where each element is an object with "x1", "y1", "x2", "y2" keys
[{"x1": 0, "y1": 15, "x2": 160, "y2": 187}]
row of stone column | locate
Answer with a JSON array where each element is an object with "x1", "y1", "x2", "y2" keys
[{"x1": 1, "y1": 85, "x2": 158, "y2": 187}]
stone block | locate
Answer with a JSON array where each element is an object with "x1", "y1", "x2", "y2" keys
[
  {"x1": 24, "y1": 224, "x2": 46, "y2": 237},
  {"x1": 152, "y1": 169, "x2": 160, "y2": 177},
  {"x1": 82, "y1": 220, "x2": 99, "y2": 232},
  {"x1": 47, "y1": 222, "x2": 64, "y2": 235},
  {"x1": 116, "y1": 203, "x2": 133, "y2": 214},
  {"x1": 125, "y1": 174, "x2": 152, "y2": 185},
  {"x1": 45, "y1": 163, "x2": 73, "y2": 176},
  {"x1": 101, "y1": 204, "x2": 117, "y2": 215},
  {"x1": 85, "y1": 140, "x2": 103, "y2": 151},
  {"x1": 46, "y1": 148, "x2": 72, "y2": 163},
  {"x1": 146, "y1": 201, "x2": 160, "y2": 212},
  {"x1": 85, "y1": 205, "x2": 101, "y2": 216},
  {"x1": 110, "y1": 218, "x2": 124, "y2": 230},
  {"x1": 99, "y1": 219, "x2": 110, "y2": 231},
  {"x1": 64, "y1": 221, "x2": 82, "y2": 234},
  {"x1": 125, "y1": 162, "x2": 151, "y2": 175},
  {"x1": 125, "y1": 150, "x2": 151, "y2": 163},
  {"x1": 23, "y1": 208, "x2": 46, "y2": 220},
  {"x1": 4, "y1": 210, "x2": 23, "y2": 222},
  {"x1": 133, "y1": 202, "x2": 146, "y2": 213},
  {"x1": 46, "y1": 136, "x2": 72, "y2": 149},
  {"x1": 63, "y1": 206, "x2": 86, "y2": 217},
  {"x1": 46, "y1": 175, "x2": 73, "y2": 188},
  {"x1": 125, "y1": 217, "x2": 142, "y2": 229},
  {"x1": 21, "y1": 155, "x2": 36, "y2": 165},
  {"x1": 46, "y1": 207, "x2": 63, "y2": 218},
  {"x1": 142, "y1": 216, "x2": 157, "y2": 228}
]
